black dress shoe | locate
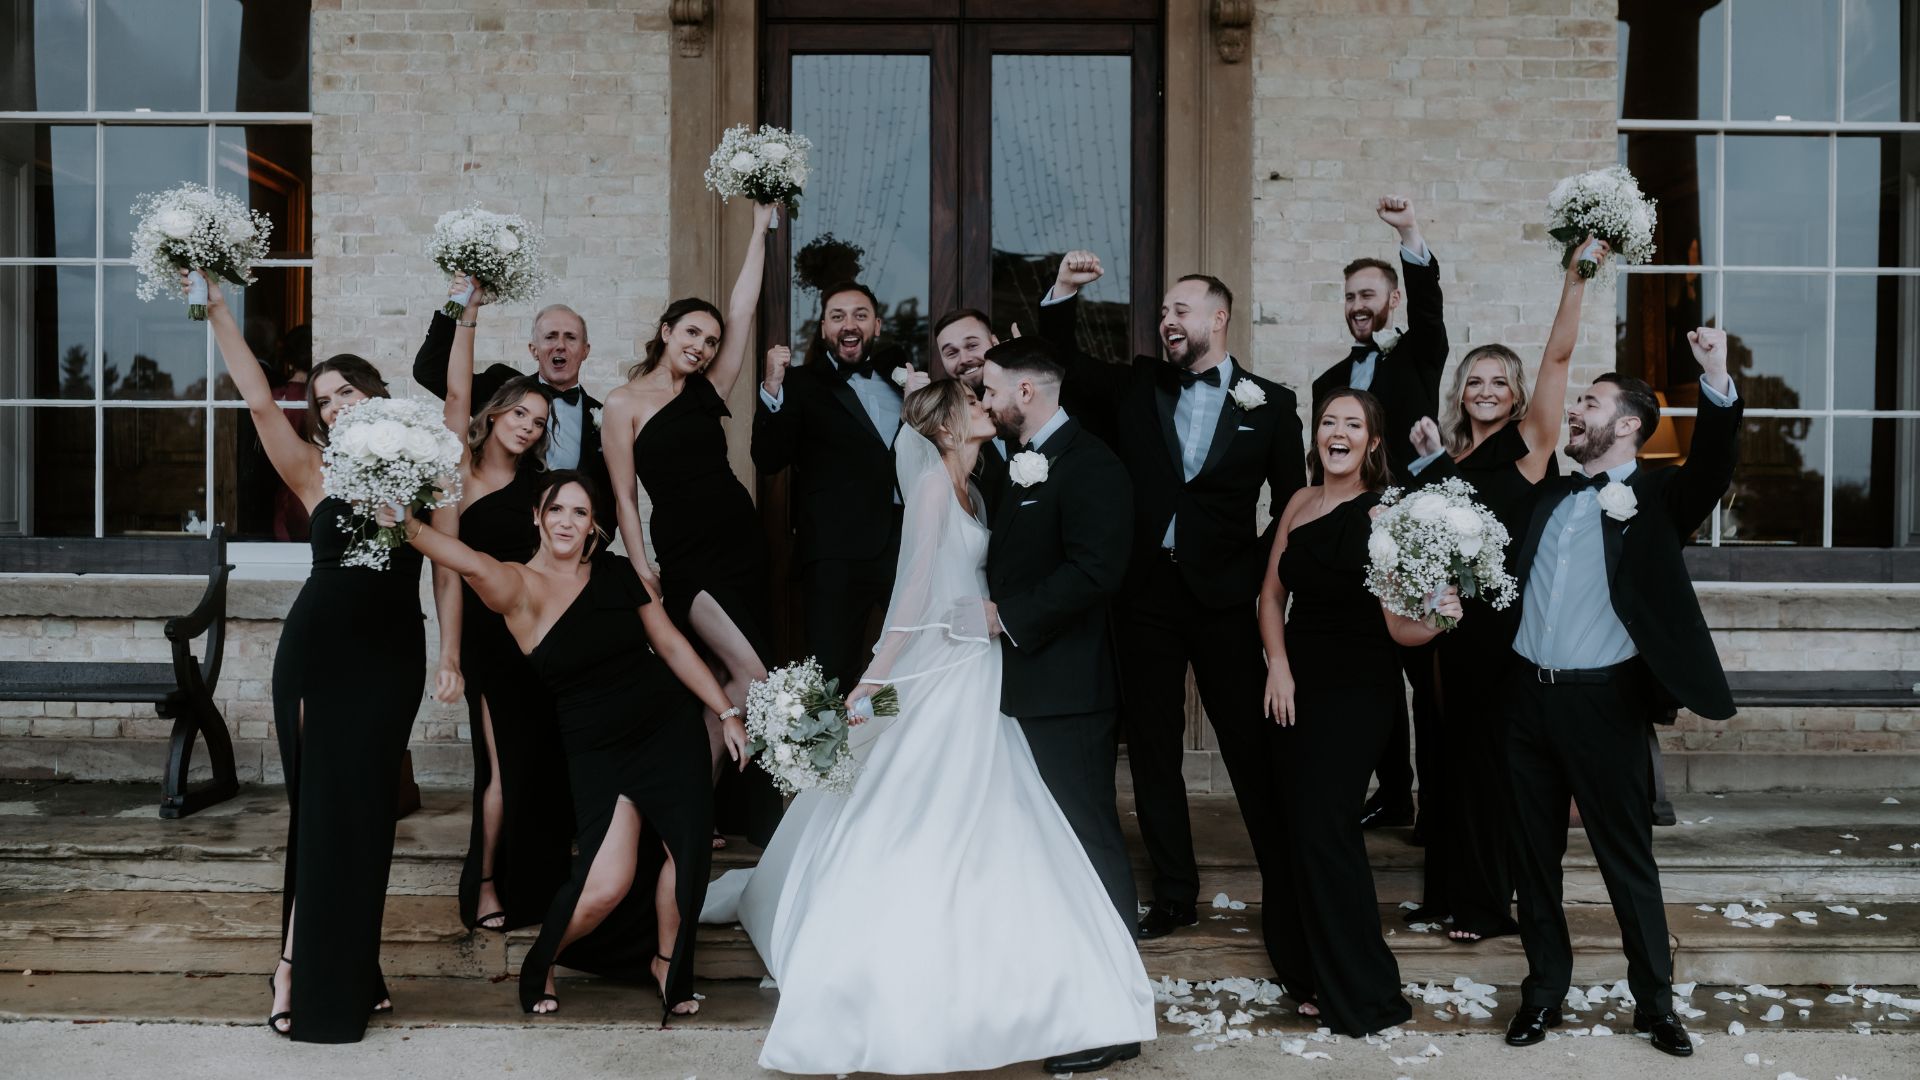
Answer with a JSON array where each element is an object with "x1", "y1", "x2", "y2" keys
[
  {"x1": 1041, "y1": 1043, "x2": 1141, "y2": 1074},
  {"x1": 1135, "y1": 900, "x2": 1199, "y2": 940},
  {"x1": 1504, "y1": 1006, "x2": 1561, "y2": 1046},
  {"x1": 1360, "y1": 796, "x2": 1415, "y2": 829},
  {"x1": 1652, "y1": 799, "x2": 1678, "y2": 827},
  {"x1": 1633, "y1": 1010, "x2": 1694, "y2": 1057}
]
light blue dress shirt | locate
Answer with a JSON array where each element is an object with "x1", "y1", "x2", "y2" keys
[
  {"x1": 1162, "y1": 357, "x2": 1235, "y2": 548},
  {"x1": 1347, "y1": 242, "x2": 1432, "y2": 393},
  {"x1": 543, "y1": 382, "x2": 584, "y2": 470},
  {"x1": 758, "y1": 358, "x2": 901, "y2": 448}
]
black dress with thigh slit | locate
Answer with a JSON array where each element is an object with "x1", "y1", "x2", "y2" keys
[
  {"x1": 1268, "y1": 492, "x2": 1414, "y2": 1037},
  {"x1": 454, "y1": 468, "x2": 574, "y2": 931},
  {"x1": 271, "y1": 496, "x2": 426, "y2": 1044},
  {"x1": 517, "y1": 554, "x2": 715, "y2": 1019}
]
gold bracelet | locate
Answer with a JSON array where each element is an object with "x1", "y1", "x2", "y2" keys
[{"x1": 456, "y1": 319, "x2": 477, "y2": 328}]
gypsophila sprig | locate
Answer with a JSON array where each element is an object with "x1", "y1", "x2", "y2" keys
[
  {"x1": 1545, "y1": 165, "x2": 1657, "y2": 284},
  {"x1": 1364, "y1": 478, "x2": 1516, "y2": 631},
  {"x1": 321, "y1": 398, "x2": 465, "y2": 570},
  {"x1": 704, "y1": 125, "x2": 813, "y2": 221},
  {"x1": 131, "y1": 183, "x2": 272, "y2": 320},
  {"x1": 745, "y1": 657, "x2": 897, "y2": 796},
  {"x1": 426, "y1": 204, "x2": 555, "y2": 319}
]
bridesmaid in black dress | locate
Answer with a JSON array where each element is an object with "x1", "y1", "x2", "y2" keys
[
  {"x1": 1257, "y1": 389, "x2": 1461, "y2": 1037},
  {"x1": 603, "y1": 200, "x2": 779, "y2": 846},
  {"x1": 1405, "y1": 241, "x2": 1607, "y2": 943},
  {"x1": 429, "y1": 277, "x2": 574, "y2": 933},
  {"x1": 391, "y1": 472, "x2": 747, "y2": 1020},
  {"x1": 200, "y1": 271, "x2": 422, "y2": 1043}
]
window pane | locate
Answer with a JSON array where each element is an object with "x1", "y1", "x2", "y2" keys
[
  {"x1": 0, "y1": 123, "x2": 97, "y2": 259},
  {"x1": 1833, "y1": 274, "x2": 1914, "y2": 411},
  {"x1": 102, "y1": 265, "x2": 207, "y2": 401},
  {"x1": 208, "y1": 0, "x2": 311, "y2": 112},
  {"x1": 1723, "y1": 136, "x2": 1828, "y2": 267},
  {"x1": 215, "y1": 125, "x2": 312, "y2": 259},
  {"x1": 1831, "y1": 417, "x2": 1912, "y2": 547},
  {"x1": 215, "y1": 404, "x2": 309, "y2": 542},
  {"x1": 1621, "y1": 134, "x2": 1716, "y2": 266},
  {"x1": 1722, "y1": 273, "x2": 1828, "y2": 409},
  {"x1": 214, "y1": 266, "x2": 311, "y2": 401},
  {"x1": 789, "y1": 54, "x2": 931, "y2": 369},
  {"x1": 1843, "y1": 0, "x2": 1910, "y2": 122},
  {"x1": 102, "y1": 124, "x2": 209, "y2": 259},
  {"x1": 1722, "y1": 416, "x2": 1826, "y2": 547},
  {"x1": 0, "y1": 264, "x2": 95, "y2": 399},
  {"x1": 1730, "y1": 0, "x2": 1839, "y2": 122},
  {"x1": 95, "y1": 0, "x2": 204, "y2": 112},
  {"x1": 0, "y1": 0, "x2": 89, "y2": 111},
  {"x1": 1617, "y1": 0, "x2": 1725, "y2": 121},
  {"x1": 103, "y1": 406, "x2": 205, "y2": 535},
  {"x1": 0, "y1": 405, "x2": 94, "y2": 535},
  {"x1": 1616, "y1": 270, "x2": 1716, "y2": 396},
  {"x1": 1837, "y1": 135, "x2": 1918, "y2": 269}
]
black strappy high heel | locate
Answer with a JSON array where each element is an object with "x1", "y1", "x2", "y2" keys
[
  {"x1": 474, "y1": 875, "x2": 507, "y2": 933},
  {"x1": 654, "y1": 951, "x2": 696, "y2": 1024},
  {"x1": 266, "y1": 956, "x2": 292, "y2": 1036}
]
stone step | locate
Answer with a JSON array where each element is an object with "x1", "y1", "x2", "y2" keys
[
  {"x1": 3, "y1": 889, "x2": 1914, "y2": 989},
  {"x1": 4, "y1": 782, "x2": 1916, "y2": 906}
]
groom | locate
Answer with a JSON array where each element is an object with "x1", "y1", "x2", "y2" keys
[{"x1": 979, "y1": 338, "x2": 1139, "y2": 1076}]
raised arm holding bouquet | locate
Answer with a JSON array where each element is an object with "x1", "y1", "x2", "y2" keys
[
  {"x1": 1546, "y1": 166, "x2": 1655, "y2": 282},
  {"x1": 426, "y1": 205, "x2": 554, "y2": 321},
  {"x1": 135, "y1": 184, "x2": 270, "y2": 320},
  {"x1": 704, "y1": 124, "x2": 812, "y2": 223}
]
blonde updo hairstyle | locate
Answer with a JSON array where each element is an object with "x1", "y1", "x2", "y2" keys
[{"x1": 902, "y1": 377, "x2": 971, "y2": 453}]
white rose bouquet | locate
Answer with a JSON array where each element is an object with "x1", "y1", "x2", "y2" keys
[
  {"x1": 745, "y1": 657, "x2": 898, "y2": 796},
  {"x1": 425, "y1": 204, "x2": 554, "y2": 320},
  {"x1": 1546, "y1": 165, "x2": 1657, "y2": 284},
  {"x1": 703, "y1": 124, "x2": 813, "y2": 223},
  {"x1": 130, "y1": 183, "x2": 272, "y2": 320},
  {"x1": 322, "y1": 397, "x2": 465, "y2": 569},
  {"x1": 1364, "y1": 478, "x2": 1516, "y2": 631}
]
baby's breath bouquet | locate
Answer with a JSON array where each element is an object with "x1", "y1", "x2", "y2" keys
[
  {"x1": 703, "y1": 124, "x2": 813, "y2": 222},
  {"x1": 1364, "y1": 478, "x2": 1516, "y2": 631},
  {"x1": 130, "y1": 183, "x2": 272, "y2": 320},
  {"x1": 746, "y1": 657, "x2": 897, "y2": 796},
  {"x1": 322, "y1": 398, "x2": 464, "y2": 570},
  {"x1": 1546, "y1": 165, "x2": 1657, "y2": 284},
  {"x1": 425, "y1": 205, "x2": 554, "y2": 320}
]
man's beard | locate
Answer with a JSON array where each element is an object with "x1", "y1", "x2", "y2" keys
[
  {"x1": 1566, "y1": 418, "x2": 1620, "y2": 465},
  {"x1": 824, "y1": 330, "x2": 874, "y2": 365},
  {"x1": 990, "y1": 404, "x2": 1025, "y2": 443},
  {"x1": 1164, "y1": 327, "x2": 1212, "y2": 370},
  {"x1": 1349, "y1": 304, "x2": 1388, "y2": 342}
]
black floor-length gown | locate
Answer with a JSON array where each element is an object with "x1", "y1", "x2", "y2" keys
[
  {"x1": 272, "y1": 496, "x2": 426, "y2": 1044},
  {"x1": 454, "y1": 469, "x2": 574, "y2": 931},
  {"x1": 517, "y1": 554, "x2": 715, "y2": 1019},
  {"x1": 632, "y1": 371, "x2": 782, "y2": 844},
  {"x1": 1419, "y1": 423, "x2": 1553, "y2": 938},
  {"x1": 1268, "y1": 492, "x2": 1414, "y2": 1037}
]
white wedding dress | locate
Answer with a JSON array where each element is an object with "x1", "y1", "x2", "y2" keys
[{"x1": 702, "y1": 427, "x2": 1156, "y2": 1076}]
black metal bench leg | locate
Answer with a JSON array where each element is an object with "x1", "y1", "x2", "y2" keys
[{"x1": 158, "y1": 695, "x2": 239, "y2": 819}]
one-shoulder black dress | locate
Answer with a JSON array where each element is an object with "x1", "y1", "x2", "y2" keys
[
  {"x1": 454, "y1": 468, "x2": 573, "y2": 931},
  {"x1": 1268, "y1": 492, "x2": 1413, "y2": 1037},
  {"x1": 271, "y1": 496, "x2": 426, "y2": 1043},
  {"x1": 517, "y1": 554, "x2": 714, "y2": 1019}
]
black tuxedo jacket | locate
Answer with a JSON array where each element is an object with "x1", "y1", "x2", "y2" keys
[
  {"x1": 1039, "y1": 295, "x2": 1306, "y2": 610},
  {"x1": 411, "y1": 312, "x2": 610, "y2": 500},
  {"x1": 1311, "y1": 251, "x2": 1447, "y2": 482},
  {"x1": 1508, "y1": 392, "x2": 1743, "y2": 722},
  {"x1": 751, "y1": 352, "x2": 907, "y2": 568}
]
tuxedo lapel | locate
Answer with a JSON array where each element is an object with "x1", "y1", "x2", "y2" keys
[
  {"x1": 816, "y1": 364, "x2": 886, "y2": 445},
  {"x1": 1600, "y1": 473, "x2": 1641, "y2": 585},
  {"x1": 1152, "y1": 379, "x2": 1183, "y2": 475},
  {"x1": 1196, "y1": 382, "x2": 1244, "y2": 479}
]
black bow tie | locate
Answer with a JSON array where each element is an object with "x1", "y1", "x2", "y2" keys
[
  {"x1": 835, "y1": 360, "x2": 874, "y2": 381},
  {"x1": 1347, "y1": 343, "x2": 1375, "y2": 364},
  {"x1": 1174, "y1": 366, "x2": 1222, "y2": 390},
  {"x1": 552, "y1": 386, "x2": 583, "y2": 407},
  {"x1": 1569, "y1": 471, "x2": 1612, "y2": 491}
]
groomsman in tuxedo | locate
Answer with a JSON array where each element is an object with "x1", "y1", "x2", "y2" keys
[
  {"x1": 754, "y1": 282, "x2": 907, "y2": 690},
  {"x1": 1488, "y1": 327, "x2": 1741, "y2": 1058},
  {"x1": 1037, "y1": 253, "x2": 1305, "y2": 942},
  {"x1": 1312, "y1": 196, "x2": 1447, "y2": 835},
  {"x1": 412, "y1": 294, "x2": 610, "y2": 503},
  {"x1": 925, "y1": 308, "x2": 1010, "y2": 513}
]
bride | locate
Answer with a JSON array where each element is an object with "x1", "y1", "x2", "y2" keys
[{"x1": 702, "y1": 378, "x2": 1157, "y2": 1075}]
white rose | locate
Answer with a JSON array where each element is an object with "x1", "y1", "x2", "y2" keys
[
  {"x1": 1459, "y1": 534, "x2": 1484, "y2": 559},
  {"x1": 224, "y1": 216, "x2": 256, "y2": 243},
  {"x1": 1367, "y1": 530, "x2": 1400, "y2": 566},
  {"x1": 402, "y1": 426, "x2": 439, "y2": 463},
  {"x1": 788, "y1": 704, "x2": 804, "y2": 721},
  {"x1": 891, "y1": 366, "x2": 910, "y2": 388},
  {"x1": 1409, "y1": 493, "x2": 1447, "y2": 522},
  {"x1": 1373, "y1": 327, "x2": 1403, "y2": 355},
  {"x1": 1444, "y1": 505, "x2": 1483, "y2": 536},
  {"x1": 1229, "y1": 379, "x2": 1266, "y2": 410},
  {"x1": 773, "y1": 691, "x2": 794, "y2": 714},
  {"x1": 154, "y1": 209, "x2": 197, "y2": 240},
  {"x1": 774, "y1": 743, "x2": 795, "y2": 766},
  {"x1": 1596, "y1": 482, "x2": 1638, "y2": 521},
  {"x1": 589, "y1": 406, "x2": 603, "y2": 431},
  {"x1": 729, "y1": 151, "x2": 759, "y2": 174},
  {"x1": 759, "y1": 142, "x2": 790, "y2": 163},
  {"x1": 365, "y1": 421, "x2": 408, "y2": 461},
  {"x1": 1008, "y1": 450, "x2": 1050, "y2": 488},
  {"x1": 493, "y1": 228, "x2": 521, "y2": 254}
]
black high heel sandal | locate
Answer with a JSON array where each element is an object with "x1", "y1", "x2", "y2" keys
[
  {"x1": 473, "y1": 875, "x2": 507, "y2": 933},
  {"x1": 371, "y1": 974, "x2": 394, "y2": 1016},
  {"x1": 653, "y1": 951, "x2": 697, "y2": 1023},
  {"x1": 266, "y1": 956, "x2": 292, "y2": 1036}
]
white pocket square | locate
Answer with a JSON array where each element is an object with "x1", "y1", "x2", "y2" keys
[
  {"x1": 1237, "y1": 425, "x2": 1256, "y2": 432},
  {"x1": 1019, "y1": 499, "x2": 1039, "y2": 507}
]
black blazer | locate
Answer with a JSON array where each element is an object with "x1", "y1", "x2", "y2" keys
[
  {"x1": 1039, "y1": 295, "x2": 1306, "y2": 610},
  {"x1": 751, "y1": 354, "x2": 907, "y2": 568},
  {"x1": 411, "y1": 312, "x2": 610, "y2": 501},
  {"x1": 1509, "y1": 391, "x2": 1743, "y2": 722},
  {"x1": 986, "y1": 416, "x2": 1132, "y2": 719},
  {"x1": 1311, "y1": 251, "x2": 1448, "y2": 482}
]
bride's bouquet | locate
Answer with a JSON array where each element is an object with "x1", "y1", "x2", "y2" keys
[
  {"x1": 703, "y1": 124, "x2": 813, "y2": 221},
  {"x1": 1546, "y1": 165, "x2": 1656, "y2": 284},
  {"x1": 746, "y1": 657, "x2": 897, "y2": 796},
  {"x1": 130, "y1": 183, "x2": 272, "y2": 320},
  {"x1": 425, "y1": 204, "x2": 554, "y2": 320},
  {"x1": 322, "y1": 398, "x2": 465, "y2": 569},
  {"x1": 1364, "y1": 478, "x2": 1516, "y2": 631}
]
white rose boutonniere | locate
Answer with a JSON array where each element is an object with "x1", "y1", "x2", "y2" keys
[
  {"x1": 1228, "y1": 379, "x2": 1267, "y2": 411},
  {"x1": 1595, "y1": 481, "x2": 1638, "y2": 521},
  {"x1": 1008, "y1": 450, "x2": 1050, "y2": 488},
  {"x1": 1372, "y1": 327, "x2": 1403, "y2": 355},
  {"x1": 589, "y1": 406, "x2": 603, "y2": 432},
  {"x1": 891, "y1": 365, "x2": 909, "y2": 389}
]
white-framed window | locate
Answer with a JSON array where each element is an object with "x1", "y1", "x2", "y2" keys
[
  {"x1": 1, "y1": 0, "x2": 313, "y2": 552},
  {"x1": 1617, "y1": 0, "x2": 1920, "y2": 548}
]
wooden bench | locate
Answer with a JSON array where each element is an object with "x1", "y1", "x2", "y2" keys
[
  {"x1": 1727, "y1": 670, "x2": 1920, "y2": 709},
  {"x1": 0, "y1": 529, "x2": 239, "y2": 818}
]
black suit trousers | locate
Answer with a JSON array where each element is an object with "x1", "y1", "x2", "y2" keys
[
  {"x1": 1119, "y1": 551, "x2": 1277, "y2": 907},
  {"x1": 1017, "y1": 709, "x2": 1136, "y2": 929},
  {"x1": 801, "y1": 513, "x2": 901, "y2": 690},
  {"x1": 1504, "y1": 665, "x2": 1674, "y2": 1012}
]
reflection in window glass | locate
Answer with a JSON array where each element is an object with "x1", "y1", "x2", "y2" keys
[
  {"x1": 1617, "y1": 0, "x2": 1725, "y2": 121},
  {"x1": 1833, "y1": 275, "x2": 1910, "y2": 412},
  {"x1": 103, "y1": 265, "x2": 208, "y2": 401},
  {"x1": 1617, "y1": 271, "x2": 1716, "y2": 400},
  {"x1": 0, "y1": 0, "x2": 88, "y2": 111},
  {"x1": 1842, "y1": 0, "x2": 1909, "y2": 122},
  {"x1": 207, "y1": 1, "x2": 312, "y2": 112},
  {"x1": 216, "y1": 125, "x2": 313, "y2": 258},
  {"x1": 1723, "y1": 417, "x2": 1826, "y2": 547},
  {"x1": 103, "y1": 125, "x2": 210, "y2": 259},
  {"x1": 0, "y1": 123, "x2": 97, "y2": 259},
  {"x1": 217, "y1": 267, "x2": 311, "y2": 401},
  {"x1": 1620, "y1": 133, "x2": 1716, "y2": 266},
  {"x1": 103, "y1": 406, "x2": 206, "y2": 535},
  {"x1": 0, "y1": 265, "x2": 95, "y2": 399},
  {"x1": 1722, "y1": 273, "x2": 1828, "y2": 409},
  {"x1": 1729, "y1": 0, "x2": 1839, "y2": 122},
  {"x1": 95, "y1": 0, "x2": 203, "y2": 112},
  {"x1": 216, "y1": 405, "x2": 309, "y2": 542},
  {"x1": 1831, "y1": 418, "x2": 1913, "y2": 547},
  {"x1": 1836, "y1": 135, "x2": 1918, "y2": 269},
  {"x1": 0, "y1": 406, "x2": 95, "y2": 536},
  {"x1": 1723, "y1": 136, "x2": 1828, "y2": 267}
]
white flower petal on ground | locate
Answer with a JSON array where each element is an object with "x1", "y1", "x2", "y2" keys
[
  {"x1": 1866, "y1": 913, "x2": 1889, "y2": 921},
  {"x1": 1828, "y1": 904, "x2": 1860, "y2": 916},
  {"x1": 1744, "y1": 1052, "x2": 1760, "y2": 1065},
  {"x1": 1761, "y1": 1004, "x2": 1785, "y2": 1022},
  {"x1": 1883, "y1": 796, "x2": 1901, "y2": 804},
  {"x1": 1728, "y1": 1020, "x2": 1746, "y2": 1035},
  {"x1": 1211, "y1": 892, "x2": 1232, "y2": 909}
]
